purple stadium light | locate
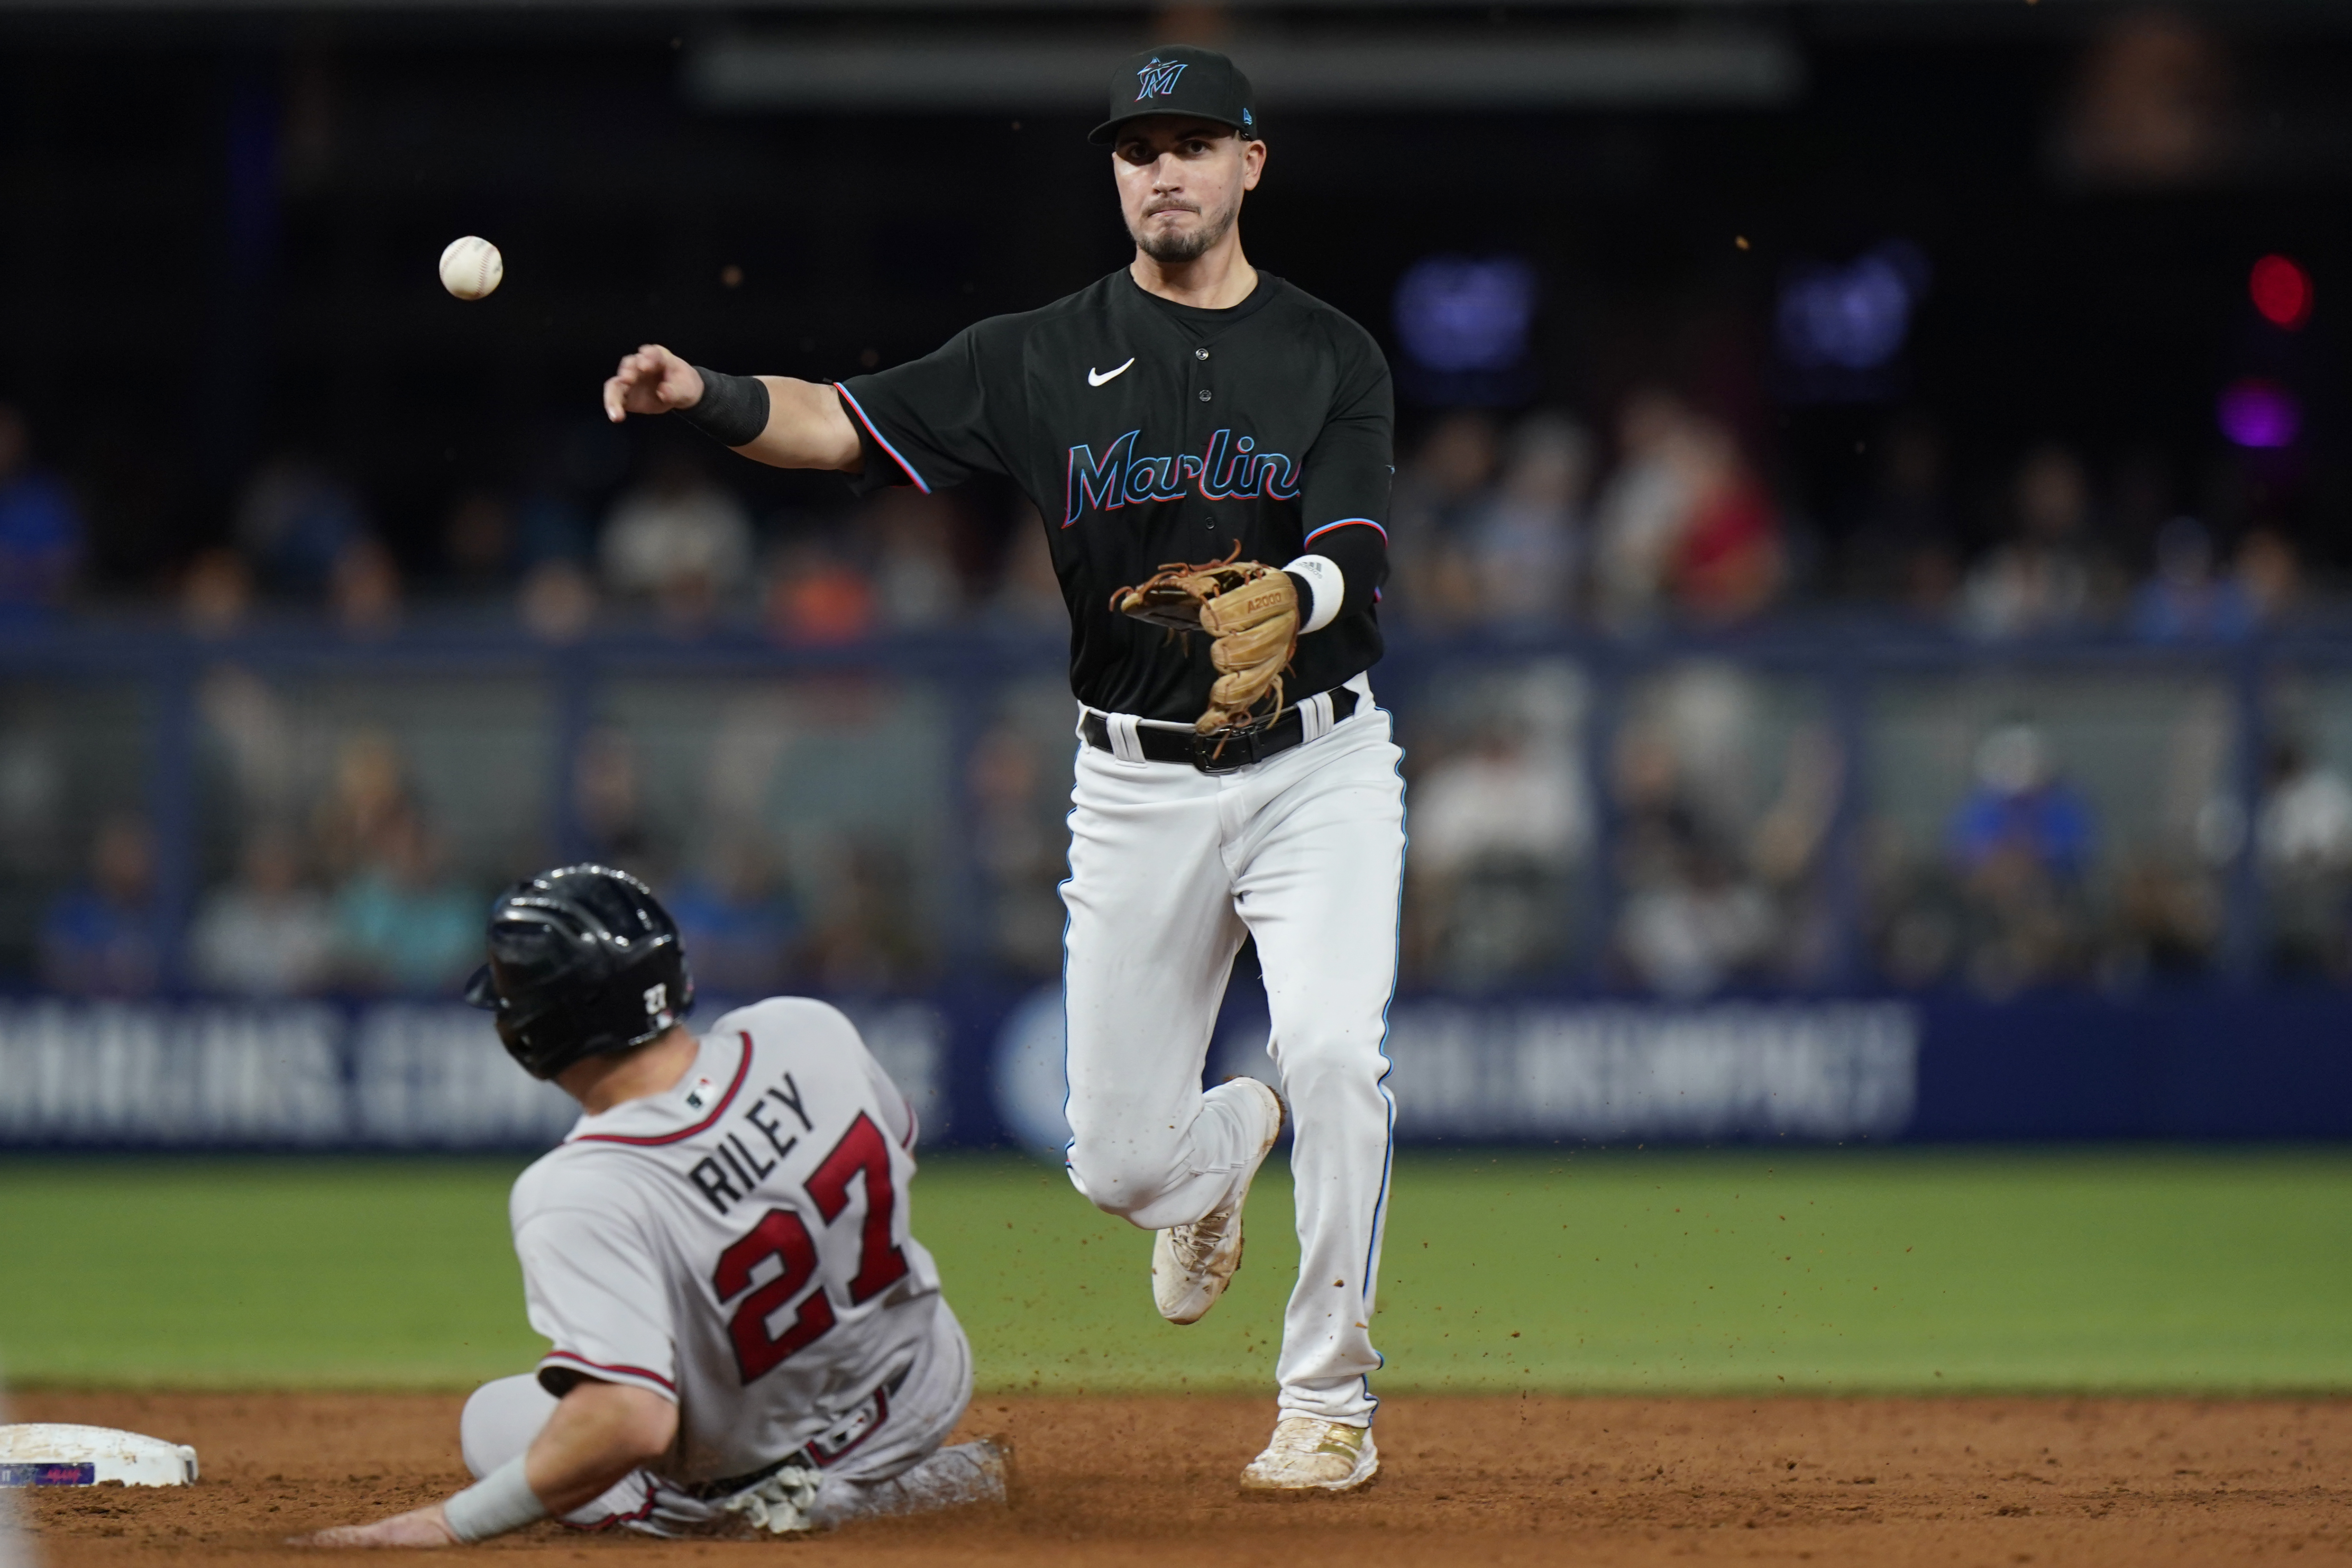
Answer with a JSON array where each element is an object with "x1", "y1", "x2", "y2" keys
[
  {"x1": 1775, "y1": 239, "x2": 1931, "y2": 372},
  {"x1": 1393, "y1": 255, "x2": 1538, "y2": 374},
  {"x1": 2216, "y1": 378, "x2": 2301, "y2": 449}
]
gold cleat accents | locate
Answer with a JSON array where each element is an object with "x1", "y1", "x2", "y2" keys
[{"x1": 1240, "y1": 1417, "x2": 1379, "y2": 1493}]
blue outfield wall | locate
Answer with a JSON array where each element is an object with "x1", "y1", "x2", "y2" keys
[
  {"x1": 0, "y1": 988, "x2": 2346, "y2": 1153},
  {"x1": 1904, "y1": 992, "x2": 2352, "y2": 1142}
]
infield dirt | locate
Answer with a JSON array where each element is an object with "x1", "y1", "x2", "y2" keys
[{"x1": 16, "y1": 1389, "x2": 2350, "y2": 1566}]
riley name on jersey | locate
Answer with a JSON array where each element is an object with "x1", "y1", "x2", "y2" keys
[{"x1": 676, "y1": 1066, "x2": 824, "y2": 1217}]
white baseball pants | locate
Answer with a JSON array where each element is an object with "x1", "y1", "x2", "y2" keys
[
  {"x1": 458, "y1": 1306, "x2": 994, "y2": 1536},
  {"x1": 1061, "y1": 683, "x2": 1405, "y2": 1427}
]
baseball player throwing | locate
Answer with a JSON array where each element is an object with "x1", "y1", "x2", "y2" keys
[
  {"x1": 299, "y1": 866, "x2": 1005, "y2": 1546},
  {"x1": 602, "y1": 44, "x2": 1403, "y2": 1493}
]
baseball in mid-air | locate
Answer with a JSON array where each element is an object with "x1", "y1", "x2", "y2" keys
[{"x1": 439, "y1": 236, "x2": 503, "y2": 300}]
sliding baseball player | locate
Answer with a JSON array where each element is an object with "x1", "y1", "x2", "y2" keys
[{"x1": 297, "y1": 866, "x2": 1004, "y2": 1545}]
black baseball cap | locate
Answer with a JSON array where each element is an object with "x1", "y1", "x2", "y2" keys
[{"x1": 1088, "y1": 46, "x2": 1258, "y2": 145}]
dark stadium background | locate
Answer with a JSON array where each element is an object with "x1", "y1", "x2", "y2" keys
[{"x1": 3, "y1": 1, "x2": 2352, "y2": 1152}]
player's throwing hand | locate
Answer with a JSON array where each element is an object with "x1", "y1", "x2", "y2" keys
[{"x1": 601, "y1": 344, "x2": 705, "y2": 422}]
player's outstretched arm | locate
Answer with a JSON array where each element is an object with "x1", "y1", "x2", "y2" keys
[
  {"x1": 602, "y1": 343, "x2": 860, "y2": 473},
  {"x1": 289, "y1": 1380, "x2": 677, "y2": 1549}
]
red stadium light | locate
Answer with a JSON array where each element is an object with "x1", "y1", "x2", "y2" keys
[{"x1": 2250, "y1": 254, "x2": 2312, "y2": 329}]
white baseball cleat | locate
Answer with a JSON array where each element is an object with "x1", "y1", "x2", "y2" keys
[
  {"x1": 1151, "y1": 1076, "x2": 1283, "y2": 1325},
  {"x1": 1239, "y1": 1417, "x2": 1379, "y2": 1493}
]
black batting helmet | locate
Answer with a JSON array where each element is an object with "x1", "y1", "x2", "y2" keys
[{"x1": 463, "y1": 864, "x2": 695, "y2": 1080}]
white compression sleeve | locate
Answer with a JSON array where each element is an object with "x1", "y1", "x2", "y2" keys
[
  {"x1": 1282, "y1": 554, "x2": 1344, "y2": 634},
  {"x1": 442, "y1": 1455, "x2": 549, "y2": 1543}
]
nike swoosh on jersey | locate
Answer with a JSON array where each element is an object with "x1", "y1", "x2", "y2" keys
[{"x1": 1087, "y1": 358, "x2": 1136, "y2": 387}]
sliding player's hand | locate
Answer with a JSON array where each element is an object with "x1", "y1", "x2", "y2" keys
[{"x1": 289, "y1": 1501, "x2": 459, "y2": 1549}]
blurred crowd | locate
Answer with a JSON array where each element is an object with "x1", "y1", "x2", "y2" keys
[
  {"x1": 0, "y1": 389, "x2": 2322, "y2": 647},
  {"x1": 0, "y1": 402, "x2": 1063, "y2": 645},
  {"x1": 34, "y1": 711, "x2": 939, "y2": 1001},
  {"x1": 10, "y1": 384, "x2": 2352, "y2": 1005},
  {"x1": 1382, "y1": 398, "x2": 2307, "y2": 641}
]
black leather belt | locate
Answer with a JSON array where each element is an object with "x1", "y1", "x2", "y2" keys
[{"x1": 1082, "y1": 687, "x2": 1360, "y2": 775}]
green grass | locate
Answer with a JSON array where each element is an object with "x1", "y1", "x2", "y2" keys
[{"x1": 3, "y1": 1149, "x2": 2349, "y2": 1395}]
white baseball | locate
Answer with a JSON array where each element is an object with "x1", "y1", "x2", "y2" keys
[{"x1": 439, "y1": 236, "x2": 503, "y2": 300}]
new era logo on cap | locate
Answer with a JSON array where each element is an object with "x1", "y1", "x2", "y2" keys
[{"x1": 1135, "y1": 57, "x2": 1189, "y2": 101}]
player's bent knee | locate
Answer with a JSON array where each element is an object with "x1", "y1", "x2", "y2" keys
[
  {"x1": 1064, "y1": 1135, "x2": 1186, "y2": 1220},
  {"x1": 460, "y1": 1374, "x2": 559, "y2": 1480}
]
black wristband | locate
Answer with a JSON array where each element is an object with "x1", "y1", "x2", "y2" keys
[
  {"x1": 1283, "y1": 569, "x2": 1317, "y2": 628},
  {"x1": 676, "y1": 367, "x2": 770, "y2": 448}
]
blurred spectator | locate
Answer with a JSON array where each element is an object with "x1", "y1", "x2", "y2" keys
[
  {"x1": 968, "y1": 720, "x2": 1065, "y2": 975},
  {"x1": 39, "y1": 814, "x2": 157, "y2": 995},
  {"x1": 2058, "y1": 12, "x2": 2236, "y2": 188},
  {"x1": 2233, "y1": 526, "x2": 2301, "y2": 629},
  {"x1": 667, "y1": 836, "x2": 802, "y2": 995},
  {"x1": 518, "y1": 559, "x2": 599, "y2": 642},
  {"x1": 867, "y1": 491, "x2": 965, "y2": 629},
  {"x1": 1459, "y1": 414, "x2": 1592, "y2": 630},
  {"x1": 1749, "y1": 724, "x2": 1845, "y2": 892},
  {"x1": 1948, "y1": 723, "x2": 2095, "y2": 878},
  {"x1": 332, "y1": 810, "x2": 480, "y2": 994},
  {"x1": 1412, "y1": 727, "x2": 1591, "y2": 881},
  {"x1": 441, "y1": 491, "x2": 516, "y2": 598},
  {"x1": 1592, "y1": 391, "x2": 1782, "y2": 630},
  {"x1": 1959, "y1": 446, "x2": 2105, "y2": 639},
  {"x1": 180, "y1": 547, "x2": 256, "y2": 637},
  {"x1": 805, "y1": 838, "x2": 927, "y2": 990},
  {"x1": 573, "y1": 727, "x2": 661, "y2": 874},
  {"x1": 984, "y1": 510, "x2": 1066, "y2": 630},
  {"x1": 1668, "y1": 437, "x2": 1782, "y2": 626},
  {"x1": 235, "y1": 456, "x2": 368, "y2": 597},
  {"x1": 2260, "y1": 738, "x2": 2352, "y2": 975},
  {"x1": 1603, "y1": 667, "x2": 1837, "y2": 994},
  {"x1": 600, "y1": 450, "x2": 753, "y2": 625},
  {"x1": 189, "y1": 827, "x2": 333, "y2": 996},
  {"x1": 2130, "y1": 517, "x2": 2255, "y2": 642},
  {"x1": 0, "y1": 406, "x2": 84, "y2": 612},
  {"x1": 1611, "y1": 725, "x2": 1773, "y2": 998},
  {"x1": 312, "y1": 729, "x2": 416, "y2": 881},
  {"x1": 1843, "y1": 414, "x2": 1959, "y2": 614},
  {"x1": 2109, "y1": 857, "x2": 2220, "y2": 981},
  {"x1": 199, "y1": 665, "x2": 302, "y2": 824},
  {"x1": 1945, "y1": 722, "x2": 2097, "y2": 993},
  {"x1": 1387, "y1": 410, "x2": 1498, "y2": 627},
  {"x1": 765, "y1": 540, "x2": 876, "y2": 645},
  {"x1": 329, "y1": 536, "x2": 403, "y2": 638},
  {"x1": 1409, "y1": 723, "x2": 1591, "y2": 985}
]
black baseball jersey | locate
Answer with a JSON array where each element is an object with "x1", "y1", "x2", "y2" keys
[{"x1": 837, "y1": 269, "x2": 1392, "y2": 723}]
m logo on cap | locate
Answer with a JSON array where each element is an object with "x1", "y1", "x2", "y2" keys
[{"x1": 1135, "y1": 57, "x2": 1188, "y2": 101}]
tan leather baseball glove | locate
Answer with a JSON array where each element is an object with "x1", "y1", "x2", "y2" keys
[{"x1": 1110, "y1": 542, "x2": 1299, "y2": 735}]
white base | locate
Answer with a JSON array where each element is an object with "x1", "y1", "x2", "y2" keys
[{"x1": 0, "y1": 1425, "x2": 199, "y2": 1487}]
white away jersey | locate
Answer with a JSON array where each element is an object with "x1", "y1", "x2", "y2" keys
[{"x1": 507, "y1": 998, "x2": 947, "y2": 1484}]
